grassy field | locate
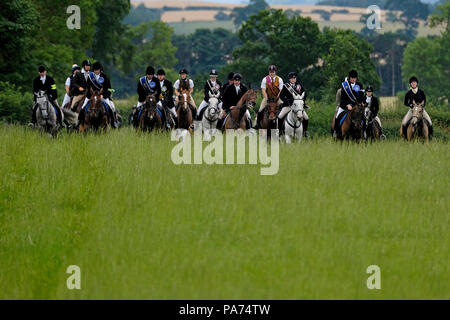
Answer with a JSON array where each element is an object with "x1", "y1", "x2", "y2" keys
[{"x1": 0, "y1": 123, "x2": 448, "y2": 299}]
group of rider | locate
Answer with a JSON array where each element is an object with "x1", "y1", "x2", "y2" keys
[{"x1": 31, "y1": 62, "x2": 433, "y2": 139}]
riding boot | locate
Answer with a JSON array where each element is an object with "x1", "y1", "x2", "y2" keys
[
  {"x1": 252, "y1": 112, "x2": 262, "y2": 129},
  {"x1": 31, "y1": 104, "x2": 38, "y2": 124},
  {"x1": 402, "y1": 125, "x2": 407, "y2": 139},
  {"x1": 303, "y1": 119, "x2": 309, "y2": 137}
]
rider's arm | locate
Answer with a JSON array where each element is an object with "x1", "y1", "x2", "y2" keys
[
  {"x1": 422, "y1": 90, "x2": 426, "y2": 108},
  {"x1": 261, "y1": 78, "x2": 268, "y2": 100},
  {"x1": 103, "y1": 76, "x2": 111, "y2": 99},
  {"x1": 404, "y1": 91, "x2": 411, "y2": 107},
  {"x1": 48, "y1": 77, "x2": 57, "y2": 100},
  {"x1": 373, "y1": 97, "x2": 379, "y2": 117}
]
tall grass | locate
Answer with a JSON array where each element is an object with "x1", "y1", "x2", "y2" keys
[{"x1": 1, "y1": 125, "x2": 448, "y2": 299}]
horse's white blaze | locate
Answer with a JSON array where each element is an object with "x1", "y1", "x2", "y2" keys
[
  {"x1": 183, "y1": 93, "x2": 187, "y2": 110},
  {"x1": 284, "y1": 98, "x2": 304, "y2": 143}
]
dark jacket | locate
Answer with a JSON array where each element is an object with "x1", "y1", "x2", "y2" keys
[
  {"x1": 70, "y1": 71, "x2": 87, "y2": 97},
  {"x1": 221, "y1": 81, "x2": 233, "y2": 97},
  {"x1": 33, "y1": 75, "x2": 57, "y2": 101},
  {"x1": 365, "y1": 95, "x2": 379, "y2": 118},
  {"x1": 222, "y1": 84, "x2": 248, "y2": 112},
  {"x1": 86, "y1": 72, "x2": 111, "y2": 99},
  {"x1": 203, "y1": 80, "x2": 222, "y2": 102},
  {"x1": 339, "y1": 81, "x2": 364, "y2": 109},
  {"x1": 159, "y1": 79, "x2": 174, "y2": 108},
  {"x1": 137, "y1": 76, "x2": 161, "y2": 103},
  {"x1": 404, "y1": 88, "x2": 426, "y2": 108},
  {"x1": 280, "y1": 82, "x2": 307, "y2": 107}
]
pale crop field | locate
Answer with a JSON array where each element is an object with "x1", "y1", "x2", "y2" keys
[{"x1": 0, "y1": 125, "x2": 448, "y2": 299}]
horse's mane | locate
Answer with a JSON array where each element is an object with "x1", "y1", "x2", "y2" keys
[{"x1": 179, "y1": 78, "x2": 190, "y2": 91}]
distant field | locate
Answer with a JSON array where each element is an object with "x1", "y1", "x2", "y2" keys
[
  {"x1": 1, "y1": 125, "x2": 448, "y2": 299},
  {"x1": 169, "y1": 20, "x2": 236, "y2": 34}
]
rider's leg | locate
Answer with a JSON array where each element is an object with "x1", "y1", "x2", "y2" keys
[
  {"x1": 302, "y1": 111, "x2": 309, "y2": 137},
  {"x1": 197, "y1": 100, "x2": 208, "y2": 119},
  {"x1": 401, "y1": 109, "x2": 413, "y2": 138},
  {"x1": 102, "y1": 98, "x2": 116, "y2": 128},
  {"x1": 254, "y1": 98, "x2": 268, "y2": 129},
  {"x1": 50, "y1": 99, "x2": 63, "y2": 126},
  {"x1": 423, "y1": 110, "x2": 433, "y2": 137}
]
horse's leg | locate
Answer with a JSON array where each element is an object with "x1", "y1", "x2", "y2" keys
[{"x1": 407, "y1": 125, "x2": 413, "y2": 141}]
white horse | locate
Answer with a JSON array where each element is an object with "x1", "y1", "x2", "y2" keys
[
  {"x1": 34, "y1": 90, "x2": 62, "y2": 137},
  {"x1": 284, "y1": 92, "x2": 306, "y2": 143},
  {"x1": 201, "y1": 91, "x2": 221, "y2": 140}
]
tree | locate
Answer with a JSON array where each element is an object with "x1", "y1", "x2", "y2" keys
[
  {"x1": 225, "y1": 9, "x2": 323, "y2": 86},
  {"x1": 383, "y1": 0, "x2": 431, "y2": 30},
  {"x1": 402, "y1": 1, "x2": 450, "y2": 102},
  {"x1": 229, "y1": 0, "x2": 269, "y2": 27}
]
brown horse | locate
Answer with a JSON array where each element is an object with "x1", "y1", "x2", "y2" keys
[
  {"x1": 136, "y1": 95, "x2": 163, "y2": 132},
  {"x1": 259, "y1": 97, "x2": 279, "y2": 135},
  {"x1": 177, "y1": 92, "x2": 194, "y2": 132},
  {"x1": 335, "y1": 102, "x2": 365, "y2": 141},
  {"x1": 403, "y1": 100, "x2": 429, "y2": 142},
  {"x1": 223, "y1": 89, "x2": 258, "y2": 130},
  {"x1": 79, "y1": 88, "x2": 110, "y2": 132}
]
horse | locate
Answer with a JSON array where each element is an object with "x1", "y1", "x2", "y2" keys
[
  {"x1": 283, "y1": 92, "x2": 306, "y2": 143},
  {"x1": 363, "y1": 105, "x2": 381, "y2": 141},
  {"x1": 259, "y1": 97, "x2": 279, "y2": 138},
  {"x1": 160, "y1": 94, "x2": 176, "y2": 129},
  {"x1": 223, "y1": 89, "x2": 257, "y2": 131},
  {"x1": 201, "y1": 91, "x2": 221, "y2": 139},
  {"x1": 136, "y1": 94, "x2": 163, "y2": 132},
  {"x1": 403, "y1": 100, "x2": 429, "y2": 142},
  {"x1": 335, "y1": 102, "x2": 365, "y2": 141},
  {"x1": 79, "y1": 88, "x2": 110, "y2": 132},
  {"x1": 34, "y1": 90, "x2": 61, "y2": 137},
  {"x1": 177, "y1": 92, "x2": 194, "y2": 132}
]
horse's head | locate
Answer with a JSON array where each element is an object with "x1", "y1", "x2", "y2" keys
[
  {"x1": 144, "y1": 94, "x2": 157, "y2": 120},
  {"x1": 88, "y1": 88, "x2": 105, "y2": 120},
  {"x1": 244, "y1": 89, "x2": 257, "y2": 109},
  {"x1": 350, "y1": 102, "x2": 365, "y2": 131},
  {"x1": 363, "y1": 103, "x2": 371, "y2": 121},
  {"x1": 267, "y1": 97, "x2": 278, "y2": 121},
  {"x1": 205, "y1": 97, "x2": 220, "y2": 121},
  {"x1": 411, "y1": 100, "x2": 425, "y2": 125},
  {"x1": 178, "y1": 92, "x2": 189, "y2": 112},
  {"x1": 292, "y1": 98, "x2": 305, "y2": 121}
]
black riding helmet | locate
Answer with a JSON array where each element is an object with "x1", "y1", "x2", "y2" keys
[
  {"x1": 233, "y1": 73, "x2": 242, "y2": 80},
  {"x1": 349, "y1": 70, "x2": 358, "y2": 78},
  {"x1": 210, "y1": 69, "x2": 218, "y2": 76},
  {"x1": 288, "y1": 72, "x2": 297, "y2": 79},
  {"x1": 227, "y1": 72, "x2": 235, "y2": 81},
  {"x1": 146, "y1": 66, "x2": 155, "y2": 75},
  {"x1": 157, "y1": 69, "x2": 165, "y2": 76},
  {"x1": 409, "y1": 76, "x2": 419, "y2": 84},
  {"x1": 92, "y1": 61, "x2": 102, "y2": 71},
  {"x1": 82, "y1": 59, "x2": 91, "y2": 67},
  {"x1": 268, "y1": 65, "x2": 277, "y2": 72},
  {"x1": 365, "y1": 85, "x2": 374, "y2": 92},
  {"x1": 179, "y1": 68, "x2": 188, "y2": 75}
]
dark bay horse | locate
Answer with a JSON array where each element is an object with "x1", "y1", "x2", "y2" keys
[
  {"x1": 79, "y1": 88, "x2": 110, "y2": 132},
  {"x1": 259, "y1": 97, "x2": 279, "y2": 137},
  {"x1": 136, "y1": 95, "x2": 163, "y2": 132},
  {"x1": 223, "y1": 89, "x2": 258, "y2": 130},
  {"x1": 335, "y1": 102, "x2": 365, "y2": 141},
  {"x1": 364, "y1": 104, "x2": 381, "y2": 141},
  {"x1": 177, "y1": 92, "x2": 194, "y2": 133}
]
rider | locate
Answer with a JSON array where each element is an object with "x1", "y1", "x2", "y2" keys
[
  {"x1": 31, "y1": 65, "x2": 63, "y2": 127},
  {"x1": 334, "y1": 70, "x2": 364, "y2": 136},
  {"x1": 174, "y1": 68, "x2": 197, "y2": 116},
  {"x1": 62, "y1": 64, "x2": 79, "y2": 109},
  {"x1": 69, "y1": 64, "x2": 87, "y2": 112},
  {"x1": 196, "y1": 69, "x2": 223, "y2": 120},
  {"x1": 279, "y1": 72, "x2": 309, "y2": 137},
  {"x1": 137, "y1": 66, "x2": 161, "y2": 109},
  {"x1": 157, "y1": 68, "x2": 177, "y2": 128},
  {"x1": 221, "y1": 72, "x2": 235, "y2": 97},
  {"x1": 79, "y1": 61, "x2": 116, "y2": 128},
  {"x1": 402, "y1": 76, "x2": 433, "y2": 138},
  {"x1": 364, "y1": 85, "x2": 386, "y2": 139},
  {"x1": 221, "y1": 73, "x2": 252, "y2": 129},
  {"x1": 255, "y1": 65, "x2": 284, "y2": 129},
  {"x1": 81, "y1": 60, "x2": 91, "y2": 81}
]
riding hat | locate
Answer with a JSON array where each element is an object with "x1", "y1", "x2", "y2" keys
[
  {"x1": 72, "y1": 64, "x2": 81, "y2": 73},
  {"x1": 227, "y1": 72, "x2": 235, "y2": 80},
  {"x1": 179, "y1": 68, "x2": 188, "y2": 75},
  {"x1": 268, "y1": 65, "x2": 277, "y2": 72},
  {"x1": 146, "y1": 66, "x2": 155, "y2": 75},
  {"x1": 349, "y1": 70, "x2": 358, "y2": 78},
  {"x1": 233, "y1": 73, "x2": 242, "y2": 80},
  {"x1": 82, "y1": 60, "x2": 91, "y2": 67},
  {"x1": 38, "y1": 65, "x2": 46, "y2": 73},
  {"x1": 210, "y1": 69, "x2": 218, "y2": 76},
  {"x1": 92, "y1": 62, "x2": 103, "y2": 71},
  {"x1": 157, "y1": 69, "x2": 165, "y2": 76},
  {"x1": 365, "y1": 85, "x2": 373, "y2": 92},
  {"x1": 409, "y1": 76, "x2": 418, "y2": 84},
  {"x1": 288, "y1": 72, "x2": 297, "y2": 79}
]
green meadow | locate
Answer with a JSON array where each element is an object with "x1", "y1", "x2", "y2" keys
[{"x1": 0, "y1": 124, "x2": 448, "y2": 299}]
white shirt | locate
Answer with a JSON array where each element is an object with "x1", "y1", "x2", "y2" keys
[
  {"x1": 366, "y1": 96, "x2": 372, "y2": 104},
  {"x1": 40, "y1": 76, "x2": 46, "y2": 84},
  {"x1": 235, "y1": 85, "x2": 240, "y2": 95},
  {"x1": 261, "y1": 75, "x2": 284, "y2": 90},
  {"x1": 81, "y1": 68, "x2": 89, "y2": 80},
  {"x1": 174, "y1": 79, "x2": 194, "y2": 90},
  {"x1": 65, "y1": 77, "x2": 71, "y2": 86}
]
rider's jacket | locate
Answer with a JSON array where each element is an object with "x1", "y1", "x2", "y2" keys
[
  {"x1": 339, "y1": 78, "x2": 364, "y2": 109},
  {"x1": 159, "y1": 79, "x2": 174, "y2": 108},
  {"x1": 86, "y1": 71, "x2": 112, "y2": 100},
  {"x1": 203, "y1": 80, "x2": 222, "y2": 102},
  {"x1": 280, "y1": 82, "x2": 307, "y2": 107},
  {"x1": 137, "y1": 76, "x2": 161, "y2": 103},
  {"x1": 365, "y1": 95, "x2": 379, "y2": 118},
  {"x1": 33, "y1": 75, "x2": 57, "y2": 101},
  {"x1": 222, "y1": 84, "x2": 248, "y2": 112},
  {"x1": 404, "y1": 88, "x2": 426, "y2": 108}
]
